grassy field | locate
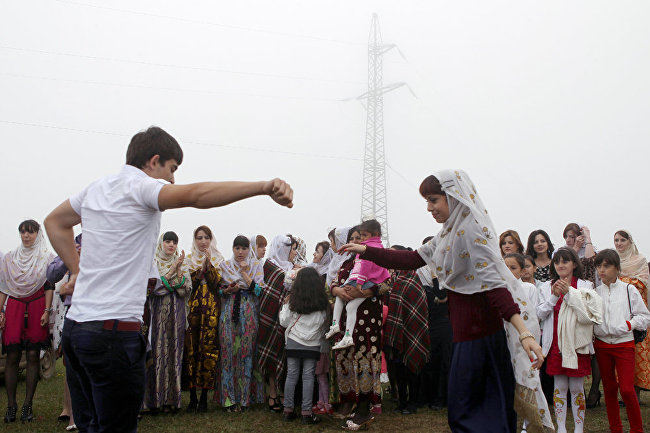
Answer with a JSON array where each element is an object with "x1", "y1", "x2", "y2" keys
[{"x1": 1, "y1": 360, "x2": 648, "y2": 432}]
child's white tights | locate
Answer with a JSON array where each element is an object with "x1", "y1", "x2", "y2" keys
[
  {"x1": 553, "y1": 375, "x2": 585, "y2": 433},
  {"x1": 331, "y1": 296, "x2": 364, "y2": 337}
]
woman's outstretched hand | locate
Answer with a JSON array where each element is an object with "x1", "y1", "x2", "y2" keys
[{"x1": 337, "y1": 243, "x2": 366, "y2": 255}]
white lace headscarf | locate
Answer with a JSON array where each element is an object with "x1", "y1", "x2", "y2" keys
[
  {"x1": 0, "y1": 227, "x2": 54, "y2": 298},
  {"x1": 326, "y1": 227, "x2": 353, "y2": 286},
  {"x1": 248, "y1": 235, "x2": 266, "y2": 265},
  {"x1": 308, "y1": 243, "x2": 335, "y2": 277},
  {"x1": 293, "y1": 236, "x2": 308, "y2": 266},
  {"x1": 267, "y1": 234, "x2": 294, "y2": 273},
  {"x1": 185, "y1": 226, "x2": 224, "y2": 273},
  {"x1": 417, "y1": 169, "x2": 553, "y2": 432},
  {"x1": 220, "y1": 235, "x2": 264, "y2": 288}
]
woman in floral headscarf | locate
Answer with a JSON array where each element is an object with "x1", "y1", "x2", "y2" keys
[
  {"x1": 215, "y1": 235, "x2": 265, "y2": 411},
  {"x1": 614, "y1": 229, "x2": 650, "y2": 396},
  {"x1": 145, "y1": 231, "x2": 192, "y2": 413},
  {"x1": 339, "y1": 170, "x2": 550, "y2": 433},
  {"x1": 0, "y1": 220, "x2": 54, "y2": 423},
  {"x1": 182, "y1": 225, "x2": 224, "y2": 413}
]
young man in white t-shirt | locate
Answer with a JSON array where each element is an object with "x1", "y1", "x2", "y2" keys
[{"x1": 44, "y1": 126, "x2": 293, "y2": 433}]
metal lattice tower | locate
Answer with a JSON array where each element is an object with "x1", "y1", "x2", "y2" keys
[{"x1": 358, "y1": 14, "x2": 409, "y2": 245}]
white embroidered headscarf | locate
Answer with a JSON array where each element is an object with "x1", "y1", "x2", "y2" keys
[
  {"x1": 185, "y1": 227, "x2": 224, "y2": 273},
  {"x1": 417, "y1": 169, "x2": 553, "y2": 432},
  {"x1": 293, "y1": 236, "x2": 308, "y2": 266},
  {"x1": 248, "y1": 235, "x2": 266, "y2": 265},
  {"x1": 219, "y1": 235, "x2": 264, "y2": 288},
  {"x1": 416, "y1": 265, "x2": 435, "y2": 287},
  {"x1": 267, "y1": 234, "x2": 294, "y2": 273},
  {"x1": 0, "y1": 228, "x2": 54, "y2": 298},
  {"x1": 154, "y1": 234, "x2": 191, "y2": 286},
  {"x1": 326, "y1": 227, "x2": 353, "y2": 286},
  {"x1": 616, "y1": 229, "x2": 649, "y2": 286},
  {"x1": 308, "y1": 243, "x2": 335, "y2": 277}
]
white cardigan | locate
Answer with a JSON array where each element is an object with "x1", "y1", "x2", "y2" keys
[
  {"x1": 594, "y1": 279, "x2": 650, "y2": 345},
  {"x1": 278, "y1": 304, "x2": 327, "y2": 347},
  {"x1": 557, "y1": 286, "x2": 602, "y2": 368},
  {"x1": 536, "y1": 278, "x2": 598, "y2": 360}
]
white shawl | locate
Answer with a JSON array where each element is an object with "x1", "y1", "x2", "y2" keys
[
  {"x1": 308, "y1": 246, "x2": 334, "y2": 277},
  {"x1": 220, "y1": 237, "x2": 264, "y2": 288},
  {"x1": 154, "y1": 234, "x2": 192, "y2": 292},
  {"x1": 0, "y1": 230, "x2": 54, "y2": 298},
  {"x1": 416, "y1": 169, "x2": 554, "y2": 433},
  {"x1": 326, "y1": 227, "x2": 352, "y2": 286},
  {"x1": 267, "y1": 234, "x2": 294, "y2": 273},
  {"x1": 557, "y1": 286, "x2": 602, "y2": 369}
]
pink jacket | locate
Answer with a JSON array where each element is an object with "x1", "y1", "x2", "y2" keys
[{"x1": 349, "y1": 237, "x2": 390, "y2": 285}]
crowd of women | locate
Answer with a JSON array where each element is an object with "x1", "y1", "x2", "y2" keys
[{"x1": 0, "y1": 170, "x2": 649, "y2": 433}]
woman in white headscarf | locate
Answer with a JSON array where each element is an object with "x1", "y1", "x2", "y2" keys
[
  {"x1": 308, "y1": 241, "x2": 335, "y2": 281},
  {"x1": 339, "y1": 170, "x2": 550, "y2": 433},
  {"x1": 614, "y1": 229, "x2": 650, "y2": 396},
  {"x1": 0, "y1": 220, "x2": 55, "y2": 423},
  {"x1": 144, "y1": 231, "x2": 191, "y2": 413},
  {"x1": 182, "y1": 225, "x2": 223, "y2": 413},
  {"x1": 216, "y1": 235, "x2": 265, "y2": 411}
]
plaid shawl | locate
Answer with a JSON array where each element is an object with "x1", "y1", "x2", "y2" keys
[
  {"x1": 383, "y1": 269, "x2": 430, "y2": 373},
  {"x1": 257, "y1": 260, "x2": 287, "y2": 383}
]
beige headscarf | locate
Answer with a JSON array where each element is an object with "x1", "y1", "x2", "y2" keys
[
  {"x1": 616, "y1": 229, "x2": 649, "y2": 286},
  {"x1": 0, "y1": 229, "x2": 54, "y2": 299},
  {"x1": 154, "y1": 234, "x2": 191, "y2": 290},
  {"x1": 185, "y1": 227, "x2": 224, "y2": 274}
]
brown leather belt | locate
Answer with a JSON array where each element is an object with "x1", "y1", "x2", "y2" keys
[{"x1": 102, "y1": 320, "x2": 141, "y2": 332}]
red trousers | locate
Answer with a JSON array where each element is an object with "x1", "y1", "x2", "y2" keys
[{"x1": 595, "y1": 342, "x2": 644, "y2": 433}]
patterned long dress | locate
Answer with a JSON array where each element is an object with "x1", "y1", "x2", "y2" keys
[
  {"x1": 621, "y1": 276, "x2": 650, "y2": 390},
  {"x1": 182, "y1": 263, "x2": 221, "y2": 389},
  {"x1": 256, "y1": 260, "x2": 287, "y2": 395},
  {"x1": 332, "y1": 258, "x2": 383, "y2": 406},
  {"x1": 145, "y1": 283, "x2": 189, "y2": 409},
  {"x1": 215, "y1": 290, "x2": 264, "y2": 407}
]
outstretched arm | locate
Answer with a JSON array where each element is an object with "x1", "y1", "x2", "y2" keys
[
  {"x1": 44, "y1": 200, "x2": 82, "y2": 295},
  {"x1": 337, "y1": 244, "x2": 426, "y2": 270},
  {"x1": 158, "y1": 178, "x2": 293, "y2": 211}
]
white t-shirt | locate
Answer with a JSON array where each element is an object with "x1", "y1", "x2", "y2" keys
[{"x1": 66, "y1": 165, "x2": 165, "y2": 323}]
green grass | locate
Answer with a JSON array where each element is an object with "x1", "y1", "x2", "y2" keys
[{"x1": 2, "y1": 360, "x2": 648, "y2": 432}]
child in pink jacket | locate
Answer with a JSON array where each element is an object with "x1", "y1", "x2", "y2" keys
[{"x1": 326, "y1": 220, "x2": 390, "y2": 349}]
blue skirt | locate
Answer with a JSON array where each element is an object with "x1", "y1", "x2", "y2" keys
[{"x1": 448, "y1": 329, "x2": 516, "y2": 433}]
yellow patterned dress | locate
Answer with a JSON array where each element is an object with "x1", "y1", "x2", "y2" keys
[
  {"x1": 620, "y1": 276, "x2": 650, "y2": 390},
  {"x1": 182, "y1": 263, "x2": 221, "y2": 389}
]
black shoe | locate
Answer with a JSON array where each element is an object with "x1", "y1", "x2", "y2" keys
[
  {"x1": 301, "y1": 414, "x2": 321, "y2": 424},
  {"x1": 586, "y1": 390, "x2": 601, "y2": 409},
  {"x1": 268, "y1": 397, "x2": 282, "y2": 413},
  {"x1": 283, "y1": 412, "x2": 297, "y2": 422},
  {"x1": 4, "y1": 406, "x2": 17, "y2": 423},
  {"x1": 186, "y1": 400, "x2": 198, "y2": 413},
  {"x1": 402, "y1": 405, "x2": 417, "y2": 415},
  {"x1": 197, "y1": 400, "x2": 208, "y2": 413},
  {"x1": 20, "y1": 405, "x2": 33, "y2": 423},
  {"x1": 619, "y1": 400, "x2": 626, "y2": 408}
]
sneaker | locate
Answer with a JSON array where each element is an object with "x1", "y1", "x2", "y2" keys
[
  {"x1": 332, "y1": 335, "x2": 354, "y2": 350},
  {"x1": 325, "y1": 324, "x2": 341, "y2": 339}
]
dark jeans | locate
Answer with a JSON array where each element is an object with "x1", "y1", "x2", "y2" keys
[{"x1": 62, "y1": 318, "x2": 146, "y2": 433}]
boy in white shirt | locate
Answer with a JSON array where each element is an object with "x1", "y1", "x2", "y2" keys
[{"x1": 44, "y1": 126, "x2": 293, "y2": 433}]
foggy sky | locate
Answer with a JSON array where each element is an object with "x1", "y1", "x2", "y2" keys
[{"x1": 1, "y1": 0, "x2": 649, "y2": 260}]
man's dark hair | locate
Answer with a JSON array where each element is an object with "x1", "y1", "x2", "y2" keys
[
  {"x1": 126, "y1": 126, "x2": 183, "y2": 169},
  {"x1": 594, "y1": 249, "x2": 621, "y2": 271},
  {"x1": 359, "y1": 219, "x2": 381, "y2": 237}
]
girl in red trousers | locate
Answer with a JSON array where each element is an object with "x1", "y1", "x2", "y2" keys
[{"x1": 593, "y1": 249, "x2": 650, "y2": 433}]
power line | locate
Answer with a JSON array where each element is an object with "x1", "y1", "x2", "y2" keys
[
  {"x1": 0, "y1": 72, "x2": 342, "y2": 102},
  {"x1": 0, "y1": 118, "x2": 416, "y2": 189},
  {"x1": 53, "y1": 0, "x2": 365, "y2": 47},
  {"x1": 0, "y1": 45, "x2": 364, "y2": 86}
]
